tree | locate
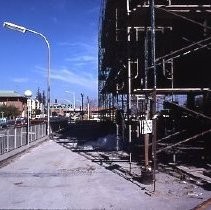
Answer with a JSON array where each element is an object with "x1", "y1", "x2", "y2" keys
[
  {"x1": 34, "y1": 109, "x2": 41, "y2": 115},
  {"x1": 36, "y1": 88, "x2": 42, "y2": 103},
  {"x1": 0, "y1": 105, "x2": 21, "y2": 119},
  {"x1": 42, "y1": 90, "x2": 46, "y2": 106},
  {"x1": 35, "y1": 88, "x2": 46, "y2": 106}
]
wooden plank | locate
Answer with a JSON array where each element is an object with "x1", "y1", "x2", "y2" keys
[{"x1": 177, "y1": 165, "x2": 211, "y2": 183}]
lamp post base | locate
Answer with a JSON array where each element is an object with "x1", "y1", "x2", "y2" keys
[{"x1": 140, "y1": 168, "x2": 153, "y2": 185}]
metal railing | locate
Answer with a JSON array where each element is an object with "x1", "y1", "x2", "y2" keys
[{"x1": 0, "y1": 124, "x2": 47, "y2": 155}]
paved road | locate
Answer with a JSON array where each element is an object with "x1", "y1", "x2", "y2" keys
[{"x1": 0, "y1": 140, "x2": 210, "y2": 209}]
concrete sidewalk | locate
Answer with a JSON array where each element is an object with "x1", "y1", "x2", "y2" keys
[{"x1": 0, "y1": 139, "x2": 210, "y2": 210}]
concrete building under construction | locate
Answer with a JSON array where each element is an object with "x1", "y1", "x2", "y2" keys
[{"x1": 98, "y1": 0, "x2": 211, "y2": 175}]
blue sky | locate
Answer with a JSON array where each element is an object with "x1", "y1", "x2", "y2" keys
[{"x1": 0, "y1": 0, "x2": 100, "y2": 105}]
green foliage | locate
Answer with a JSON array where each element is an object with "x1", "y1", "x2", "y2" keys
[
  {"x1": 0, "y1": 104, "x2": 21, "y2": 119},
  {"x1": 36, "y1": 88, "x2": 42, "y2": 103},
  {"x1": 34, "y1": 109, "x2": 41, "y2": 115},
  {"x1": 42, "y1": 90, "x2": 46, "y2": 106},
  {"x1": 36, "y1": 88, "x2": 46, "y2": 105}
]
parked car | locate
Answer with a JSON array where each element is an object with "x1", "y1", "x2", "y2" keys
[
  {"x1": 6, "y1": 120, "x2": 16, "y2": 128},
  {"x1": 15, "y1": 117, "x2": 27, "y2": 127},
  {"x1": 0, "y1": 118, "x2": 7, "y2": 129}
]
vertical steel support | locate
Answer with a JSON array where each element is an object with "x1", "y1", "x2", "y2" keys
[
  {"x1": 116, "y1": 123, "x2": 120, "y2": 151},
  {"x1": 136, "y1": 98, "x2": 139, "y2": 138},
  {"x1": 121, "y1": 94, "x2": 125, "y2": 143},
  {"x1": 112, "y1": 95, "x2": 115, "y2": 121},
  {"x1": 121, "y1": 94, "x2": 124, "y2": 110},
  {"x1": 115, "y1": 8, "x2": 118, "y2": 41},
  {"x1": 171, "y1": 59, "x2": 174, "y2": 101},
  {"x1": 144, "y1": 101, "x2": 150, "y2": 169},
  {"x1": 109, "y1": 94, "x2": 111, "y2": 120},
  {"x1": 150, "y1": 0, "x2": 157, "y2": 192},
  {"x1": 128, "y1": 59, "x2": 132, "y2": 172},
  {"x1": 144, "y1": 28, "x2": 150, "y2": 170},
  {"x1": 126, "y1": 2, "x2": 132, "y2": 171},
  {"x1": 126, "y1": 0, "x2": 130, "y2": 13},
  {"x1": 144, "y1": 30, "x2": 149, "y2": 89}
]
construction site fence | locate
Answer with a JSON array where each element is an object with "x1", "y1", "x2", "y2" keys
[{"x1": 0, "y1": 123, "x2": 47, "y2": 156}]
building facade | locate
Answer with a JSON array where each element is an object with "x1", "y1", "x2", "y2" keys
[{"x1": 0, "y1": 90, "x2": 27, "y2": 118}]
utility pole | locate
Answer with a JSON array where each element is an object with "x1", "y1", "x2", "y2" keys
[
  {"x1": 87, "y1": 96, "x2": 90, "y2": 120},
  {"x1": 81, "y1": 93, "x2": 84, "y2": 120}
]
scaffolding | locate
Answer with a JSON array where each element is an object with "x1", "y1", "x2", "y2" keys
[{"x1": 98, "y1": 0, "x2": 211, "y2": 184}]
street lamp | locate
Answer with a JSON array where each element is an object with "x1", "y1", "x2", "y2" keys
[
  {"x1": 65, "y1": 91, "x2": 76, "y2": 109},
  {"x1": 24, "y1": 90, "x2": 32, "y2": 145},
  {"x1": 3, "y1": 21, "x2": 51, "y2": 136},
  {"x1": 87, "y1": 96, "x2": 90, "y2": 120}
]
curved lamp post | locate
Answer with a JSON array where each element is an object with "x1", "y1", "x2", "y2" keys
[{"x1": 3, "y1": 21, "x2": 51, "y2": 136}]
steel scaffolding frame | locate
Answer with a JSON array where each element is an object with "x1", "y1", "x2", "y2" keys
[{"x1": 98, "y1": 0, "x2": 211, "y2": 184}]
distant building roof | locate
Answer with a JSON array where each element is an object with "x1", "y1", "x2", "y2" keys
[{"x1": 0, "y1": 91, "x2": 25, "y2": 98}]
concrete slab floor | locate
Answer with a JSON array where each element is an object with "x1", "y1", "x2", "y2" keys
[{"x1": 0, "y1": 139, "x2": 210, "y2": 210}]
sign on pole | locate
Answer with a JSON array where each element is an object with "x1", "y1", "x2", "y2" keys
[{"x1": 140, "y1": 120, "x2": 153, "y2": 134}]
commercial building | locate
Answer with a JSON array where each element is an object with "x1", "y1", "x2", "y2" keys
[{"x1": 0, "y1": 90, "x2": 27, "y2": 118}]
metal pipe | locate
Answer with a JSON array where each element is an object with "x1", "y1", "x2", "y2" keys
[
  {"x1": 128, "y1": 59, "x2": 132, "y2": 172},
  {"x1": 134, "y1": 88, "x2": 211, "y2": 95},
  {"x1": 81, "y1": 93, "x2": 84, "y2": 120},
  {"x1": 171, "y1": 59, "x2": 174, "y2": 101},
  {"x1": 157, "y1": 129, "x2": 211, "y2": 153},
  {"x1": 150, "y1": 0, "x2": 157, "y2": 192},
  {"x1": 144, "y1": 30, "x2": 149, "y2": 89},
  {"x1": 87, "y1": 96, "x2": 90, "y2": 120},
  {"x1": 27, "y1": 103, "x2": 30, "y2": 145},
  {"x1": 156, "y1": 6, "x2": 211, "y2": 31}
]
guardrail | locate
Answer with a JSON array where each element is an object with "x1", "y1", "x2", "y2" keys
[{"x1": 0, "y1": 123, "x2": 47, "y2": 155}]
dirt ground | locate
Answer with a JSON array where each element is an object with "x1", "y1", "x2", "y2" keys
[{"x1": 0, "y1": 139, "x2": 210, "y2": 210}]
